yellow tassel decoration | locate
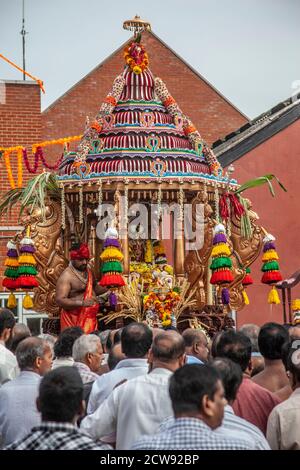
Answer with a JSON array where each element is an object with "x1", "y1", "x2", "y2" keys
[
  {"x1": 100, "y1": 247, "x2": 124, "y2": 262},
  {"x1": 242, "y1": 290, "x2": 250, "y2": 305},
  {"x1": 23, "y1": 293, "x2": 34, "y2": 309},
  {"x1": 7, "y1": 292, "x2": 17, "y2": 309},
  {"x1": 262, "y1": 250, "x2": 279, "y2": 262},
  {"x1": 211, "y1": 243, "x2": 231, "y2": 258},
  {"x1": 268, "y1": 286, "x2": 280, "y2": 305},
  {"x1": 18, "y1": 254, "x2": 37, "y2": 265},
  {"x1": 4, "y1": 258, "x2": 19, "y2": 267}
]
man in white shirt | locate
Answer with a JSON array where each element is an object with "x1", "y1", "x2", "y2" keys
[
  {"x1": 81, "y1": 330, "x2": 186, "y2": 449},
  {"x1": 0, "y1": 309, "x2": 18, "y2": 385},
  {"x1": 87, "y1": 323, "x2": 152, "y2": 414},
  {"x1": 0, "y1": 336, "x2": 52, "y2": 447},
  {"x1": 267, "y1": 341, "x2": 300, "y2": 450},
  {"x1": 211, "y1": 357, "x2": 270, "y2": 450}
]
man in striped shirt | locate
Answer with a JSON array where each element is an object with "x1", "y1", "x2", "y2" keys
[
  {"x1": 132, "y1": 364, "x2": 253, "y2": 450},
  {"x1": 211, "y1": 358, "x2": 270, "y2": 450}
]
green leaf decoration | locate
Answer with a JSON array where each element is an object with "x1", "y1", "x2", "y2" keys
[{"x1": 235, "y1": 175, "x2": 287, "y2": 197}]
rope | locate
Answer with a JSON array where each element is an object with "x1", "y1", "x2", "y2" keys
[{"x1": 0, "y1": 52, "x2": 45, "y2": 93}]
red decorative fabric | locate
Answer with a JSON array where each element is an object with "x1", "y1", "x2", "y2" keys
[
  {"x1": 219, "y1": 193, "x2": 245, "y2": 220},
  {"x1": 70, "y1": 243, "x2": 90, "y2": 260}
]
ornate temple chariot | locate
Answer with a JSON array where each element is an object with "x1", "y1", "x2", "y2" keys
[{"x1": 2, "y1": 17, "x2": 278, "y2": 335}]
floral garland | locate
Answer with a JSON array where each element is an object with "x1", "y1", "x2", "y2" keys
[
  {"x1": 61, "y1": 184, "x2": 66, "y2": 230},
  {"x1": 143, "y1": 291, "x2": 180, "y2": 328},
  {"x1": 124, "y1": 42, "x2": 149, "y2": 75},
  {"x1": 31, "y1": 135, "x2": 82, "y2": 151},
  {"x1": 4, "y1": 151, "x2": 16, "y2": 189},
  {"x1": 179, "y1": 187, "x2": 184, "y2": 221},
  {"x1": 214, "y1": 185, "x2": 220, "y2": 223},
  {"x1": 79, "y1": 184, "x2": 83, "y2": 225},
  {"x1": 157, "y1": 184, "x2": 162, "y2": 220},
  {"x1": 23, "y1": 147, "x2": 63, "y2": 174},
  {"x1": 17, "y1": 148, "x2": 23, "y2": 187}
]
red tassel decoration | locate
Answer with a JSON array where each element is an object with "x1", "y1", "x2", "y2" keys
[{"x1": 242, "y1": 267, "x2": 254, "y2": 286}]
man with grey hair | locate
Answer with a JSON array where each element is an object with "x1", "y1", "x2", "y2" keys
[
  {"x1": 239, "y1": 323, "x2": 264, "y2": 377},
  {"x1": 0, "y1": 337, "x2": 52, "y2": 447},
  {"x1": 81, "y1": 330, "x2": 186, "y2": 449},
  {"x1": 73, "y1": 334, "x2": 103, "y2": 384}
]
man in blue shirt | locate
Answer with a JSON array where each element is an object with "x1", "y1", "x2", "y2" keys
[{"x1": 182, "y1": 328, "x2": 209, "y2": 364}]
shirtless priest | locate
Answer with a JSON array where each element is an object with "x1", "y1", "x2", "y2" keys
[{"x1": 56, "y1": 243, "x2": 106, "y2": 334}]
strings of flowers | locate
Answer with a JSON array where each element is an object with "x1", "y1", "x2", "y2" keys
[{"x1": 23, "y1": 147, "x2": 63, "y2": 174}]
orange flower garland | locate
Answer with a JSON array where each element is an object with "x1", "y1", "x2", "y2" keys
[
  {"x1": 184, "y1": 125, "x2": 197, "y2": 136},
  {"x1": 163, "y1": 96, "x2": 176, "y2": 108},
  {"x1": 4, "y1": 151, "x2": 16, "y2": 189},
  {"x1": 104, "y1": 96, "x2": 117, "y2": 106},
  {"x1": 17, "y1": 147, "x2": 23, "y2": 187}
]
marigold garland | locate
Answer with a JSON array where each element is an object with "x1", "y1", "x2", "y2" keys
[{"x1": 4, "y1": 151, "x2": 16, "y2": 189}]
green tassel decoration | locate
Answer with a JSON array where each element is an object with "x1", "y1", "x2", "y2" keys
[
  {"x1": 101, "y1": 260, "x2": 123, "y2": 273},
  {"x1": 210, "y1": 256, "x2": 232, "y2": 270},
  {"x1": 18, "y1": 265, "x2": 38, "y2": 276},
  {"x1": 4, "y1": 267, "x2": 19, "y2": 278},
  {"x1": 261, "y1": 260, "x2": 279, "y2": 272}
]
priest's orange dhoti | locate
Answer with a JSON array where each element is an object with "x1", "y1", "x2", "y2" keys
[{"x1": 60, "y1": 269, "x2": 98, "y2": 334}]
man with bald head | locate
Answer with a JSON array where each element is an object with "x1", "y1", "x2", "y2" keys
[
  {"x1": 182, "y1": 328, "x2": 209, "y2": 364},
  {"x1": 81, "y1": 330, "x2": 186, "y2": 449}
]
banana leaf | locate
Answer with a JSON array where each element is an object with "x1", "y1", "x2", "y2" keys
[{"x1": 235, "y1": 174, "x2": 287, "y2": 196}]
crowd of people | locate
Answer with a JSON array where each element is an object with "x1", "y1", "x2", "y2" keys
[{"x1": 0, "y1": 307, "x2": 300, "y2": 450}]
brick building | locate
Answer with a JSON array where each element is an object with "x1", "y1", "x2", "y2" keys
[
  {"x1": 214, "y1": 96, "x2": 300, "y2": 327},
  {"x1": 0, "y1": 80, "x2": 41, "y2": 275}
]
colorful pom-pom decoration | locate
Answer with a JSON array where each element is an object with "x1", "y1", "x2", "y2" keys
[
  {"x1": 2, "y1": 241, "x2": 19, "y2": 306},
  {"x1": 99, "y1": 227, "x2": 125, "y2": 298},
  {"x1": 242, "y1": 267, "x2": 253, "y2": 286},
  {"x1": 241, "y1": 267, "x2": 254, "y2": 305},
  {"x1": 210, "y1": 224, "x2": 234, "y2": 305},
  {"x1": 16, "y1": 229, "x2": 39, "y2": 309},
  {"x1": 292, "y1": 299, "x2": 300, "y2": 325},
  {"x1": 261, "y1": 233, "x2": 282, "y2": 304}
]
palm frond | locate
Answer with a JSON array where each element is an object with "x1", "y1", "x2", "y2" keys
[
  {"x1": 0, "y1": 172, "x2": 60, "y2": 221},
  {"x1": 104, "y1": 281, "x2": 144, "y2": 324},
  {"x1": 173, "y1": 278, "x2": 197, "y2": 319},
  {"x1": 235, "y1": 175, "x2": 287, "y2": 196}
]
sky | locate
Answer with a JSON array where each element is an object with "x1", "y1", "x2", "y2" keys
[{"x1": 0, "y1": 0, "x2": 299, "y2": 119}]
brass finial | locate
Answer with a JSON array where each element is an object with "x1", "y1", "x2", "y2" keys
[{"x1": 123, "y1": 15, "x2": 151, "y2": 37}]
